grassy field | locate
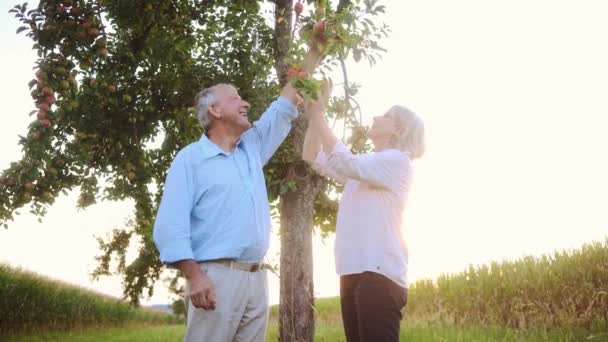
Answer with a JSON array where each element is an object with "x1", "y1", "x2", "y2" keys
[
  {"x1": 0, "y1": 263, "x2": 181, "y2": 335},
  {"x1": 6, "y1": 305, "x2": 607, "y2": 342},
  {"x1": 2, "y1": 239, "x2": 607, "y2": 341},
  {"x1": 406, "y1": 238, "x2": 608, "y2": 329},
  {"x1": 6, "y1": 297, "x2": 608, "y2": 341}
]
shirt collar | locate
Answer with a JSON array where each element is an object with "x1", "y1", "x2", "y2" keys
[{"x1": 197, "y1": 133, "x2": 243, "y2": 159}]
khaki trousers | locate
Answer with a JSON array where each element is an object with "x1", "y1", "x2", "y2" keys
[{"x1": 184, "y1": 261, "x2": 269, "y2": 342}]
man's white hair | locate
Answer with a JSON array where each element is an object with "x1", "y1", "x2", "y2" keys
[
  {"x1": 194, "y1": 83, "x2": 232, "y2": 130},
  {"x1": 389, "y1": 105, "x2": 425, "y2": 159}
]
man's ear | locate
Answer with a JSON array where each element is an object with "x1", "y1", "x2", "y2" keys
[{"x1": 208, "y1": 104, "x2": 221, "y2": 120}]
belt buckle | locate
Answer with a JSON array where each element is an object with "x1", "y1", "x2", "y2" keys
[{"x1": 250, "y1": 263, "x2": 260, "y2": 272}]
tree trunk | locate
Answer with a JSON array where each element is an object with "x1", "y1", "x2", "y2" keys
[
  {"x1": 273, "y1": 1, "x2": 325, "y2": 340},
  {"x1": 279, "y1": 166, "x2": 321, "y2": 342}
]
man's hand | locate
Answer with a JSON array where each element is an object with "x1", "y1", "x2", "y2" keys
[
  {"x1": 280, "y1": 82, "x2": 304, "y2": 107},
  {"x1": 174, "y1": 259, "x2": 217, "y2": 310},
  {"x1": 188, "y1": 272, "x2": 217, "y2": 310}
]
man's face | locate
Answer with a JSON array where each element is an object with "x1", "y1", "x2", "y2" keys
[{"x1": 210, "y1": 84, "x2": 251, "y2": 133}]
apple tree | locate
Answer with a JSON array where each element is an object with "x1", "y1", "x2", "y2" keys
[{"x1": 3, "y1": 0, "x2": 388, "y2": 340}]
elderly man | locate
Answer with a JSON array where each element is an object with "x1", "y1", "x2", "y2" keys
[{"x1": 153, "y1": 45, "x2": 322, "y2": 341}]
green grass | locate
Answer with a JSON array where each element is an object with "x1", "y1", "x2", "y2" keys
[
  {"x1": 6, "y1": 320, "x2": 607, "y2": 342},
  {"x1": 3, "y1": 324, "x2": 185, "y2": 342},
  {"x1": 8, "y1": 297, "x2": 607, "y2": 341},
  {"x1": 270, "y1": 297, "x2": 607, "y2": 342},
  {"x1": 0, "y1": 263, "x2": 182, "y2": 335}
]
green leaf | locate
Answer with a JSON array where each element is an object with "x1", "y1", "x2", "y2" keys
[{"x1": 16, "y1": 26, "x2": 27, "y2": 34}]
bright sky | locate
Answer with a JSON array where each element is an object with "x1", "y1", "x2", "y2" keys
[{"x1": 1, "y1": 1, "x2": 607, "y2": 306}]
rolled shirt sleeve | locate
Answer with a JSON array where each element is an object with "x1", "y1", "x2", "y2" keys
[
  {"x1": 311, "y1": 143, "x2": 349, "y2": 184},
  {"x1": 153, "y1": 151, "x2": 196, "y2": 265},
  {"x1": 313, "y1": 140, "x2": 409, "y2": 190}
]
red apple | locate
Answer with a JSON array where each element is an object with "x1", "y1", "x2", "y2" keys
[
  {"x1": 37, "y1": 110, "x2": 47, "y2": 120},
  {"x1": 39, "y1": 119, "x2": 52, "y2": 128},
  {"x1": 82, "y1": 20, "x2": 91, "y2": 29},
  {"x1": 78, "y1": 30, "x2": 87, "y2": 39},
  {"x1": 88, "y1": 28, "x2": 99, "y2": 38},
  {"x1": 45, "y1": 95, "x2": 56, "y2": 105},
  {"x1": 7, "y1": 177, "x2": 16, "y2": 186},
  {"x1": 287, "y1": 67, "x2": 298, "y2": 77},
  {"x1": 56, "y1": 4, "x2": 67, "y2": 14},
  {"x1": 70, "y1": 7, "x2": 80, "y2": 16},
  {"x1": 98, "y1": 48, "x2": 109, "y2": 58},
  {"x1": 313, "y1": 21, "x2": 326, "y2": 35},
  {"x1": 298, "y1": 70, "x2": 307, "y2": 79},
  {"x1": 42, "y1": 86, "x2": 54, "y2": 96},
  {"x1": 37, "y1": 102, "x2": 49, "y2": 112},
  {"x1": 24, "y1": 182, "x2": 35, "y2": 191},
  {"x1": 294, "y1": 1, "x2": 304, "y2": 15}
]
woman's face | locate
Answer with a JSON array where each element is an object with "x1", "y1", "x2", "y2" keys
[{"x1": 367, "y1": 109, "x2": 400, "y2": 142}]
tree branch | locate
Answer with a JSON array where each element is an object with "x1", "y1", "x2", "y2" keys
[{"x1": 273, "y1": 0, "x2": 294, "y2": 86}]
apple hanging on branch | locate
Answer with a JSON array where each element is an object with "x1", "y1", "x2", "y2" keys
[
  {"x1": 294, "y1": 1, "x2": 304, "y2": 16},
  {"x1": 287, "y1": 17, "x2": 331, "y2": 99},
  {"x1": 287, "y1": 0, "x2": 377, "y2": 146},
  {"x1": 286, "y1": 64, "x2": 325, "y2": 100},
  {"x1": 287, "y1": 0, "x2": 352, "y2": 100}
]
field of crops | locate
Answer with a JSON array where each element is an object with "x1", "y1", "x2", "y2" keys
[
  {"x1": 405, "y1": 238, "x2": 608, "y2": 329},
  {"x1": 0, "y1": 263, "x2": 181, "y2": 335}
]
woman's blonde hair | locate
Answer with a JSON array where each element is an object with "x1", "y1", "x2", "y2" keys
[{"x1": 389, "y1": 105, "x2": 425, "y2": 159}]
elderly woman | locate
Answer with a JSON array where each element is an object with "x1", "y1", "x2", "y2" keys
[{"x1": 302, "y1": 81, "x2": 425, "y2": 342}]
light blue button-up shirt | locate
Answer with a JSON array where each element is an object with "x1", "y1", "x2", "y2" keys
[{"x1": 153, "y1": 97, "x2": 297, "y2": 264}]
